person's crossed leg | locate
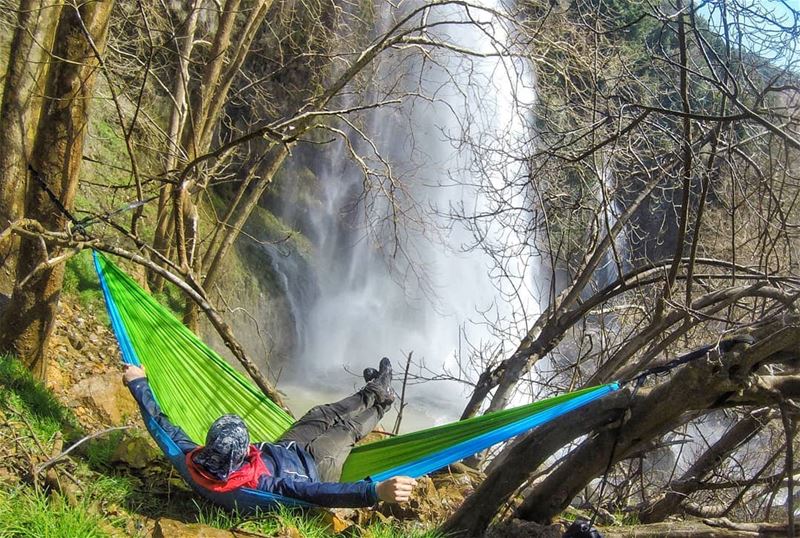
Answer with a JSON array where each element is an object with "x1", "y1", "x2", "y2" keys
[{"x1": 278, "y1": 358, "x2": 394, "y2": 481}]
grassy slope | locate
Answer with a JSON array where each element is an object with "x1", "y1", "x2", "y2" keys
[{"x1": 0, "y1": 355, "x2": 444, "y2": 537}]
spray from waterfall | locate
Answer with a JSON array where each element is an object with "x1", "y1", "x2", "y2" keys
[{"x1": 273, "y1": 0, "x2": 539, "y2": 428}]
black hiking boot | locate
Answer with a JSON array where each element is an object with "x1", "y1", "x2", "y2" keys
[
  {"x1": 363, "y1": 367, "x2": 379, "y2": 383},
  {"x1": 377, "y1": 357, "x2": 393, "y2": 388},
  {"x1": 364, "y1": 357, "x2": 395, "y2": 407}
]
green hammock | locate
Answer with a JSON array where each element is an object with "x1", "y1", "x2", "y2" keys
[{"x1": 93, "y1": 251, "x2": 619, "y2": 483}]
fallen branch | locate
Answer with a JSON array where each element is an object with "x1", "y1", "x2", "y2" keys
[
  {"x1": 35, "y1": 425, "x2": 132, "y2": 474},
  {"x1": 704, "y1": 517, "x2": 800, "y2": 536}
]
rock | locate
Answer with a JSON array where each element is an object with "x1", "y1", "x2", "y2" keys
[
  {"x1": 487, "y1": 518, "x2": 564, "y2": 538},
  {"x1": 67, "y1": 330, "x2": 85, "y2": 351},
  {"x1": 152, "y1": 518, "x2": 236, "y2": 537},
  {"x1": 0, "y1": 466, "x2": 19, "y2": 486},
  {"x1": 319, "y1": 511, "x2": 352, "y2": 533},
  {"x1": 272, "y1": 527, "x2": 303, "y2": 538},
  {"x1": 45, "y1": 359, "x2": 66, "y2": 391},
  {"x1": 112, "y1": 433, "x2": 161, "y2": 468},
  {"x1": 69, "y1": 372, "x2": 138, "y2": 425},
  {"x1": 420, "y1": 476, "x2": 438, "y2": 498}
]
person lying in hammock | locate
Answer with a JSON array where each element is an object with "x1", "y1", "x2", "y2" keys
[{"x1": 123, "y1": 357, "x2": 417, "y2": 508}]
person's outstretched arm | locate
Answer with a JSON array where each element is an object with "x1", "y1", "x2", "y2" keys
[
  {"x1": 255, "y1": 474, "x2": 416, "y2": 508},
  {"x1": 123, "y1": 365, "x2": 198, "y2": 454}
]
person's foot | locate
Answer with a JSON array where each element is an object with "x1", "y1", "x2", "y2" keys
[
  {"x1": 377, "y1": 357, "x2": 393, "y2": 387},
  {"x1": 365, "y1": 357, "x2": 395, "y2": 407},
  {"x1": 366, "y1": 381, "x2": 396, "y2": 407},
  {"x1": 363, "y1": 367, "x2": 379, "y2": 383}
]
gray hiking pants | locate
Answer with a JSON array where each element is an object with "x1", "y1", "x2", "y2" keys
[{"x1": 278, "y1": 384, "x2": 387, "y2": 482}]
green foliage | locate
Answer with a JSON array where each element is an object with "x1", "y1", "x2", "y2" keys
[
  {"x1": 617, "y1": 511, "x2": 640, "y2": 526},
  {"x1": 0, "y1": 355, "x2": 79, "y2": 441},
  {"x1": 152, "y1": 282, "x2": 184, "y2": 319},
  {"x1": 88, "y1": 474, "x2": 137, "y2": 509},
  {"x1": 64, "y1": 249, "x2": 183, "y2": 319},
  {"x1": 192, "y1": 500, "x2": 247, "y2": 530},
  {"x1": 586, "y1": 0, "x2": 656, "y2": 40},
  {"x1": 0, "y1": 487, "x2": 109, "y2": 538},
  {"x1": 63, "y1": 251, "x2": 107, "y2": 322},
  {"x1": 191, "y1": 501, "x2": 312, "y2": 535},
  {"x1": 253, "y1": 505, "x2": 330, "y2": 538},
  {"x1": 84, "y1": 429, "x2": 126, "y2": 469}
]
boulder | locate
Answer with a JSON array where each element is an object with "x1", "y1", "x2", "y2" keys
[
  {"x1": 112, "y1": 432, "x2": 162, "y2": 468},
  {"x1": 67, "y1": 329, "x2": 85, "y2": 351},
  {"x1": 319, "y1": 511, "x2": 353, "y2": 533},
  {"x1": 69, "y1": 372, "x2": 138, "y2": 425},
  {"x1": 487, "y1": 518, "x2": 564, "y2": 538}
]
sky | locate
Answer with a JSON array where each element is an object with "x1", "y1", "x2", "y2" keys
[{"x1": 699, "y1": 0, "x2": 799, "y2": 69}]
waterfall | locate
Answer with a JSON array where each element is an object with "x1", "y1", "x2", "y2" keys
[
  {"x1": 594, "y1": 162, "x2": 630, "y2": 291},
  {"x1": 277, "y1": 0, "x2": 539, "y2": 428}
]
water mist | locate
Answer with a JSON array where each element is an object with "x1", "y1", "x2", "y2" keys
[{"x1": 273, "y1": 0, "x2": 539, "y2": 430}]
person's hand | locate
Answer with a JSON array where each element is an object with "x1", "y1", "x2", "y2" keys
[
  {"x1": 123, "y1": 364, "x2": 146, "y2": 386},
  {"x1": 376, "y1": 476, "x2": 416, "y2": 503}
]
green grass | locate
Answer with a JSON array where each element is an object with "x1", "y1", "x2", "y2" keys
[
  {"x1": 83, "y1": 429, "x2": 126, "y2": 470},
  {"x1": 63, "y1": 249, "x2": 182, "y2": 319},
  {"x1": 0, "y1": 487, "x2": 110, "y2": 538},
  {"x1": 251, "y1": 505, "x2": 330, "y2": 537},
  {"x1": 88, "y1": 474, "x2": 137, "y2": 509},
  {"x1": 361, "y1": 522, "x2": 447, "y2": 538},
  {"x1": 192, "y1": 502, "x2": 319, "y2": 536},
  {"x1": 0, "y1": 355, "x2": 80, "y2": 441},
  {"x1": 191, "y1": 500, "x2": 448, "y2": 537},
  {"x1": 0, "y1": 354, "x2": 446, "y2": 537}
]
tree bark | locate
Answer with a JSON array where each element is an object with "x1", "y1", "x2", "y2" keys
[
  {"x1": 0, "y1": 0, "x2": 114, "y2": 379},
  {"x1": 602, "y1": 519, "x2": 796, "y2": 537},
  {"x1": 513, "y1": 325, "x2": 798, "y2": 525},
  {"x1": 440, "y1": 390, "x2": 631, "y2": 537},
  {"x1": 0, "y1": 0, "x2": 61, "y2": 257},
  {"x1": 149, "y1": 0, "x2": 202, "y2": 291}
]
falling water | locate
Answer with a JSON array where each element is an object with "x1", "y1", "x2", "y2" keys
[
  {"x1": 594, "y1": 162, "x2": 631, "y2": 290},
  {"x1": 276, "y1": 0, "x2": 539, "y2": 429}
]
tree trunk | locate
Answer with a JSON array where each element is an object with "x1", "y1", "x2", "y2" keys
[
  {"x1": 602, "y1": 519, "x2": 794, "y2": 537},
  {"x1": 151, "y1": 0, "x2": 242, "y2": 288},
  {"x1": 0, "y1": 0, "x2": 114, "y2": 379},
  {"x1": 0, "y1": 0, "x2": 61, "y2": 258},
  {"x1": 440, "y1": 390, "x2": 631, "y2": 537},
  {"x1": 182, "y1": 145, "x2": 289, "y2": 329},
  {"x1": 442, "y1": 325, "x2": 796, "y2": 536},
  {"x1": 514, "y1": 325, "x2": 796, "y2": 525},
  {"x1": 149, "y1": 0, "x2": 201, "y2": 292}
]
